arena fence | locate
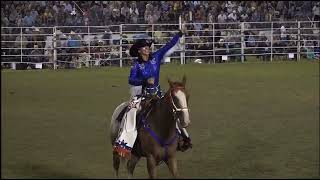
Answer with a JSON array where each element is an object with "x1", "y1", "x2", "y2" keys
[{"x1": 1, "y1": 20, "x2": 319, "y2": 69}]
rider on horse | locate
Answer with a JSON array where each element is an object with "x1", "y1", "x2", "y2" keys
[{"x1": 113, "y1": 28, "x2": 192, "y2": 158}]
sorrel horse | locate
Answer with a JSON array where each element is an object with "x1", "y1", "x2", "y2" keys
[{"x1": 110, "y1": 76, "x2": 191, "y2": 178}]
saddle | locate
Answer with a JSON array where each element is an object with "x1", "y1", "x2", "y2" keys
[{"x1": 116, "y1": 95, "x2": 159, "y2": 127}]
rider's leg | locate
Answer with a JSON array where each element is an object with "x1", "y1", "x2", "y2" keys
[{"x1": 113, "y1": 96, "x2": 142, "y2": 158}]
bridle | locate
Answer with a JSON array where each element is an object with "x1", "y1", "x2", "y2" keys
[{"x1": 168, "y1": 86, "x2": 189, "y2": 115}]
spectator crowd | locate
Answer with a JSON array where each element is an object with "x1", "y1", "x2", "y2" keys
[
  {"x1": 1, "y1": 1, "x2": 319, "y2": 27},
  {"x1": 1, "y1": 1, "x2": 319, "y2": 68}
]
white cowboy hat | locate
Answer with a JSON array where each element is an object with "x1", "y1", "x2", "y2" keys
[{"x1": 194, "y1": 59, "x2": 202, "y2": 64}]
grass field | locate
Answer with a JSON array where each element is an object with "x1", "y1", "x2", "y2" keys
[{"x1": 1, "y1": 61, "x2": 319, "y2": 178}]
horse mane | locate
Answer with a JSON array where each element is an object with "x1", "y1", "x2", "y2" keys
[
  {"x1": 167, "y1": 75, "x2": 186, "y2": 88},
  {"x1": 169, "y1": 81, "x2": 185, "y2": 88}
]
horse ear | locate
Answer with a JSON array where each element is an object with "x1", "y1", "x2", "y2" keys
[
  {"x1": 167, "y1": 77, "x2": 173, "y2": 88},
  {"x1": 182, "y1": 75, "x2": 187, "y2": 86}
]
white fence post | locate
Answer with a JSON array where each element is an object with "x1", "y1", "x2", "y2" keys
[
  {"x1": 53, "y1": 27, "x2": 57, "y2": 69},
  {"x1": 20, "y1": 27, "x2": 23, "y2": 63},
  {"x1": 182, "y1": 22, "x2": 186, "y2": 64},
  {"x1": 151, "y1": 24, "x2": 154, "y2": 53},
  {"x1": 87, "y1": 26, "x2": 90, "y2": 67},
  {"x1": 241, "y1": 22, "x2": 245, "y2": 63},
  {"x1": 120, "y1": 24, "x2": 123, "y2": 68},
  {"x1": 212, "y1": 23, "x2": 215, "y2": 64},
  {"x1": 297, "y1": 21, "x2": 301, "y2": 61},
  {"x1": 179, "y1": 16, "x2": 184, "y2": 65},
  {"x1": 270, "y1": 22, "x2": 273, "y2": 62},
  {"x1": 11, "y1": 62, "x2": 16, "y2": 70}
]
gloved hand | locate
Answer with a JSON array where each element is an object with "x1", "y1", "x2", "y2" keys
[{"x1": 178, "y1": 27, "x2": 187, "y2": 37}]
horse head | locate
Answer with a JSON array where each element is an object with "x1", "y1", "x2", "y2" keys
[{"x1": 167, "y1": 75, "x2": 191, "y2": 128}]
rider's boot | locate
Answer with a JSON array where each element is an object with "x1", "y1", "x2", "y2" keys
[{"x1": 177, "y1": 127, "x2": 192, "y2": 152}]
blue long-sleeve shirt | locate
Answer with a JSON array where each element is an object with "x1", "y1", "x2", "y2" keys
[{"x1": 128, "y1": 33, "x2": 181, "y2": 95}]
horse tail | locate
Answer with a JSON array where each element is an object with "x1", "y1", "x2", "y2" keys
[
  {"x1": 110, "y1": 101, "x2": 130, "y2": 177},
  {"x1": 110, "y1": 101, "x2": 129, "y2": 145}
]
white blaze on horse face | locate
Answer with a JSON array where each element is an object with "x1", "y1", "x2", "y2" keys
[{"x1": 175, "y1": 90, "x2": 190, "y2": 127}]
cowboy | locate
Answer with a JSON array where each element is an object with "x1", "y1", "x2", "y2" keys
[{"x1": 113, "y1": 29, "x2": 192, "y2": 158}]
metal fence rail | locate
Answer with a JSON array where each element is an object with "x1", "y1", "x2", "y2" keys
[{"x1": 1, "y1": 21, "x2": 319, "y2": 69}]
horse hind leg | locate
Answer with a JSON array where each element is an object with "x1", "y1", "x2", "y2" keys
[
  {"x1": 111, "y1": 116, "x2": 121, "y2": 178},
  {"x1": 127, "y1": 154, "x2": 140, "y2": 179},
  {"x1": 113, "y1": 152, "x2": 120, "y2": 178}
]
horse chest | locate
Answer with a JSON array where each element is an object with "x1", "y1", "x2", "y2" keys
[{"x1": 137, "y1": 129, "x2": 177, "y2": 161}]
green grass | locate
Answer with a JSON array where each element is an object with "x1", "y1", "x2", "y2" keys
[{"x1": 2, "y1": 61, "x2": 319, "y2": 178}]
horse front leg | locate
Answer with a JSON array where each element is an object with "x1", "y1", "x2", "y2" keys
[
  {"x1": 127, "y1": 154, "x2": 140, "y2": 179},
  {"x1": 146, "y1": 155, "x2": 157, "y2": 179},
  {"x1": 166, "y1": 156, "x2": 179, "y2": 178}
]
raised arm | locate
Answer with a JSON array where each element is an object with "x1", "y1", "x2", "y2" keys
[{"x1": 155, "y1": 31, "x2": 184, "y2": 61}]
